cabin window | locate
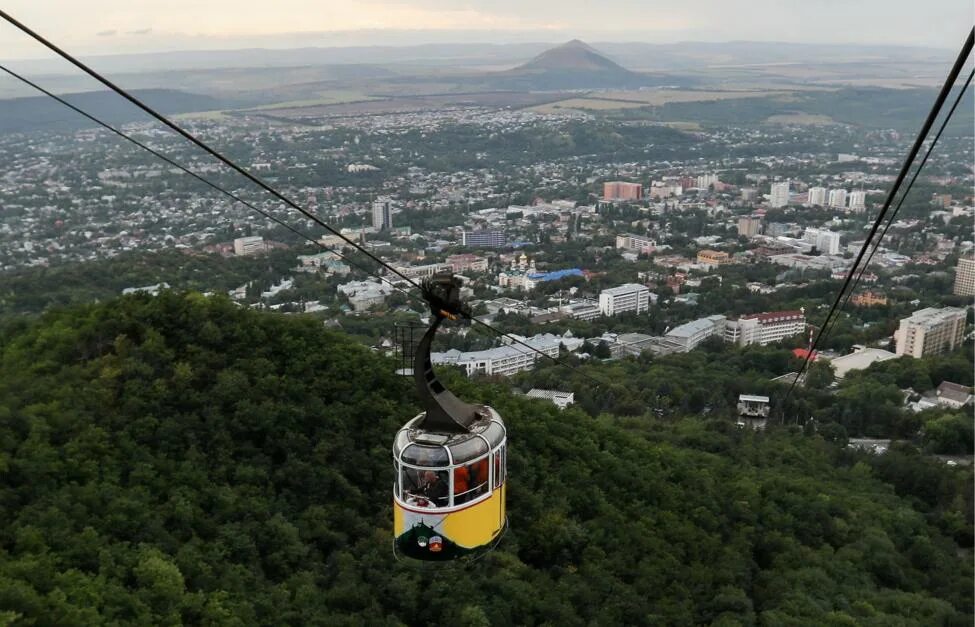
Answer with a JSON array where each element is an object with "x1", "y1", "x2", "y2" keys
[
  {"x1": 493, "y1": 445, "x2": 506, "y2": 488},
  {"x1": 465, "y1": 454, "x2": 490, "y2": 500},
  {"x1": 482, "y1": 421, "x2": 505, "y2": 448},
  {"x1": 451, "y1": 464, "x2": 476, "y2": 505},
  {"x1": 400, "y1": 443, "x2": 449, "y2": 467},
  {"x1": 446, "y1": 435, "x2": 488, "y2": 464},
  {"x1": 400, "y1": 465, "x2": 449, "y2": 509}
]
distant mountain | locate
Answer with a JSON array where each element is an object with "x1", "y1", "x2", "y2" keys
[
  {"x1": 0, "y1": 89, "x2": 227, "y2": 134},
  {"x1": 487, "y1": 40, "x2": 672, "y2": 89},
  {"x1": 515, "y1": 39, "x2": 630, "y2": 73}
]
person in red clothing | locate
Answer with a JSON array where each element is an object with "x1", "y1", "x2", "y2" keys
[
  {"x1": 453, "y1": 465, "x2": 470, "y2": 504},
  {"x1": 471, "y1": 458, "x2": 489, "y2": 496}
]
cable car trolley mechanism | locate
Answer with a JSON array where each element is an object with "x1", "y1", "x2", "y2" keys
[{"x1": 392, "y1": 273, "x2": 507, "y2": 560}]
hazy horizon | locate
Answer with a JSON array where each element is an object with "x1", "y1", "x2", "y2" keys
[
  {"x1": 1, "y1": 0, "x2": 971, "y2": 61},
  {"x1": 1, "y1": 34, "x2": 959, "y2": 64}
]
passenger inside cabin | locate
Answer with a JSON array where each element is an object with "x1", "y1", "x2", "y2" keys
[
  {"x1": 470, "y1": 458, "x2": 489, "y2": 496},
  {"x1": 453, "y1": 465, "x2": 470, "y2": 504},
  {"x1": 420, "y1": 470, "x2": 448, "y2": 507}
]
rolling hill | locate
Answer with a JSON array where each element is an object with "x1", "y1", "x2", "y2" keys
[{"x1": 0, "y1": 89, "x2": 227, "y2": 133}]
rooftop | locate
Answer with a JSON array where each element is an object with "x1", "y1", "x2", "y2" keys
[
  {"x1": 904, "y1": 307, "x2": 966, "y2": 327},
  {"x1": 741, "y1": 310, "x2": 805, "y2": 323},
  {"x1": 937, "y1": 381, "x2": 973, "y2": 404},
  {"x1": 601, "y1": 283, "x2": 649, "y2": 295},
  {"x1": 527, "y1": 268, "x2": 584, "y2": 281},
  {"x1": 739, "y1": 394, "x2": 770, "y2": 403},
  {"x1": 828, "y1": 348, "x2": 897, "y2": 379},
  {"x1": 667, "y1": 315, "x2": 726, "y2": 338}
]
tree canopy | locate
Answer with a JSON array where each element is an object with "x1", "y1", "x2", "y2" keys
[{"x1": 0, "y1": 292, "x2": 971, "y2": 625}]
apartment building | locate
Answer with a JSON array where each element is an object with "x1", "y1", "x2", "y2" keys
[{"x1": 894, "y1": 307, "x2": 967, "y2": 357}]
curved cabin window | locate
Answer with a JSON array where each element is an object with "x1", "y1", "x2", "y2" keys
[
  {"x1": 493, "y1": 444, "x2": 506, "y2": 489},
  {"x1": 467, "y1": 455, "x2": 490, "y2": 500},
  {"x1": 399, "y1": 444, "x2": 450, "y2": 508},
  {"x1": 400, "y1": 443, "x2": 449, "y2": 467},
  {"x1": 482, "y1": 421, "x2": 505, "y2": 448},
  {"x1": 447, "y1": 435, "x2": 488, "y2": 464}
]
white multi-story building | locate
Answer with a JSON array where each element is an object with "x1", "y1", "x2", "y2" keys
[
  {"x1": 561, "y1": 301, "x2": 602, "y2": 321},
  {"x1": 769, "y1": 181, "x2": 790, "y2": 208},
  {"x1": 847, "y1": 190, "x2": 866, "y2": 212},
  {"x1": 828, "y1": 189, "x2": 848, "y2": 209},
  {"x1": 526, "y1": 389, "x2": 575, "y2": 410},
  {"x1": 372, "y1": 198, "x2": 392, "y2": 230},
  {"x1": 337, "y1": 279, "x2": 397, "y2": 312},
  {"x1": 615, "y1": 233, "x2": 657, "y2": 254},
  {"x1": 894, "y1": 307, "x2": 967, "y2": 358},
  {"x1": 648, "y1": 182, "x2": 683, "y2": 199},
  {"x1": 723, "y1": 310, "x2": 806, "y2": 346},
  {"x1": 122, "y1": 282, "x2": 170, "y2": 296},
  {"x1": 655, "y1": 315, "x2": 727, "y2": 354},
  {"x1": 432, "y1": 334, "x2": 562, "y2": 377},
  {"x1": 233, "y1": 236, "x2": 266, "y2": 256},
  {"x1": 599, "y1": 283, "x2": 651, "y2": 316},
  {"x1": 807, "y1": 186, "x2": 827, "y2": 206},
  {"x1": 802, "y1": 228, "x2": 841, "y2": 255}
]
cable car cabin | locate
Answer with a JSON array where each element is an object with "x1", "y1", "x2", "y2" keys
[
  {"x1": 736, "y1": 394, "x2": 770, "y2": 430},
  {"x1": 392, "y1": 274, "x2": 507, "y2": 560},
  {"x1": 392, "y1": 409, "x2": 507, "y2": 560},
  {"x1": 737, "y1": 394, "x2": 770, "y2": 418}
]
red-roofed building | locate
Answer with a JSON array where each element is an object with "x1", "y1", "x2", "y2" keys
[
  {"x1": 792, "y1": 347, "x2": 819, "y2": 361},
  {"x1": 724, "y1": 310, "x2": 807, "y2": 346}
]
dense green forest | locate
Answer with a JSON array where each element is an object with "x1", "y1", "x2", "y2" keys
[{"x1": 0, "y1": 293, "x2": 971, "y2": 625}]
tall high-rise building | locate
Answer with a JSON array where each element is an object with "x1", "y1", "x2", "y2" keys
[
  {"x1": 372, "y1": 198, "x2": 392, "y2": 231},
  {"x1": 848, "y1": 190, "x2": 866, "y2": 212},
  {"x1": 603, "y1": 181, "x2": 643, "y2": 201},
  {"x1": 894, "y1": 307, "x2": 967, "y2": 358},
  {"x1": 802, "y1": 228, "x2": 841, "y2": 255},
  {"x1": 807, "y1": 186, "x2": 827, "y2": 206},
  {"x1": 954, "y1": 256, "x2": 975, "y2": 297},
  {"x1": 737, "y1": 216, "x2": 762, "y2": 237},
  {"x1": 828, "y1": 189, "x2": 848, "y2": 209},
  {"x1": 769, "y1": 181, "x2": 790, "y2": 208}
]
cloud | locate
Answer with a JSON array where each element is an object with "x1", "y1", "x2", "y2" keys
[
  {"x1": 96, "y1": 29, "x2": 117, "y2": 37},
  {"x1": 126, "y1": 28, "x2": 153, "y2": 35}
]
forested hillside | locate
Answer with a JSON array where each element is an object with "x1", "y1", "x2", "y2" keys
[{"x1": 0, "y1": 293, "x2": 971, "y2": 625}]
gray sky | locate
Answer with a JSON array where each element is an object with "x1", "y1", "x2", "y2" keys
[{"x1": 1, "y1": 0, "x2": 971, "y2": 59}]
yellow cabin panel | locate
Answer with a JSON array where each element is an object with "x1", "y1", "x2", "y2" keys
[{"x1": 394, "y1": 483, "x2": 506, "y2": 550}]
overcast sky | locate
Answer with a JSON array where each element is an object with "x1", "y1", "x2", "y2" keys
[{"x1": 1, "y1": 0, "x2": 971, "y2": 59}]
